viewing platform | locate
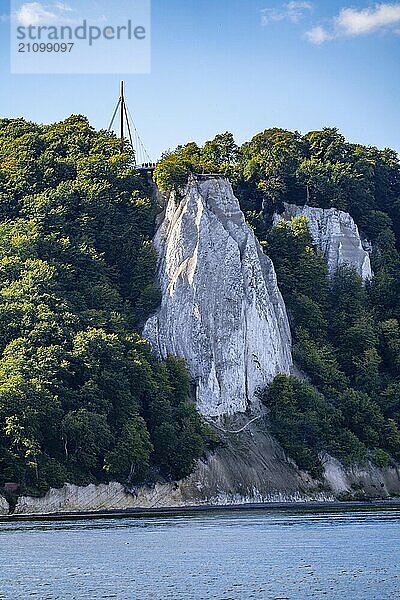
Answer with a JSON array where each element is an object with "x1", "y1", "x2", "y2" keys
[{"x1": 137, "y1": 162, "x2": 156, "y2": 173}]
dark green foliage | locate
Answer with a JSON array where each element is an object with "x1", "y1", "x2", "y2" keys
[
  {"x1": 143, "y1": 356, "x2": 211, "y2": 481},
  {"x1": 259, "y1": 375, "x2": 365, "y2": 476},
  {"x1": 260, "y1": 166, "x2": 400, "y2": 473},
  {"x1": 237, "y1": 128, "x2": 305, "y2": 220},
  {"x1": 263, "y1": 216, "x2": 400, "y2": 473},
  {"x1": 156, "y1": 126, "x2": 400, "y2": 242},
  {"x1": 154, "y1": 133, "x2": 238, "y2": 192},
  {"x1": 0, "y1": 117, "x2": 208, "y2": 495}
]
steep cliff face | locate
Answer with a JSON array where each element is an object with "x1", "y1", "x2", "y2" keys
[
  {"x1": 13, "y1": 482, "x2": 190, "y2": 514},
  {"x1": 274, "y1": 203, "x2": 372, "y2": 280},
  {"x1": 323, "y1": 455, "x2": 400, "y2": 499},
  {"x1": 143, "y1": 176, "x2": 292, "y2": 418},
  {"x1": 0, "y1": 495, "x2": 9, "y2": 515}
]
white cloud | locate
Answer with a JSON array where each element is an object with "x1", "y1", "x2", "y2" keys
[
  {"x1": 335, "y1": 4, "x2": 400, "y2": 35},
  {"x1": 16, "y1": 2, "x2": 55, "y2": 25},
  {"x1": 54, "y1": 2, "x2": 74, "y2": 11},
  {"x1": 15, "y1": 2, "x2": 74, "y2": 26},
  {"x1": 306, "y1": 2, "x2": 400, "y2": 43},
  {"x1": 262, "y1": 2, "x2": 312, "y2": 25},
  {"x1": 305, "y1": 25, "x2": 332, "y2": 44}
]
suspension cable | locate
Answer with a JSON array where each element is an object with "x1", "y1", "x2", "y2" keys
[
  {"x1": 108, "y1": 98, "x2": 121, "y2": 132},
  {"x1": 126, "y1": 104, "x2": 152, "y2": 164}
]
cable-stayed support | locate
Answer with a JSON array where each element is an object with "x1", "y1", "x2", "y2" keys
[
  {"x1": 126, "y1": 104, "x2": 152, "y2": 165},
  {"x1": 107, "y1": 81, "x2": 156, "y2": 173},
  {"x1": 108, "y1": 98, "x2": 121, "y2": 133},
  {"x1": 123, "y1": 101, "x2": 134, "y2": 151}
]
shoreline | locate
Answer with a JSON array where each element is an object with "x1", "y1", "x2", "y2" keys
[{"x1": 2, "y1": 498, "x2": 400, "y2": 523}]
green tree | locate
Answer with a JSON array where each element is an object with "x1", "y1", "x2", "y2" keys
[
  {"x1": 62, "y1": 409, "x2": 112, "y2": 473},
  {"x1": 105, "y1": 415, "x2": 153, "y2": 482}
]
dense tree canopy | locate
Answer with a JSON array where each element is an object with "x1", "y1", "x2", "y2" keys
[{"x1": 0, "y1": 116, "x2": 209, "y2": 497}]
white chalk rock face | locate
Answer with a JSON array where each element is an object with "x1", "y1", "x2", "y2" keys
[
  {"x1": 0, "y1": 495, "x2": 9, "y2": 515},
  {"x1": 13, "y1": 482, "x2": 188, "y2": 514},
  {"x1": 274, "y1": 203, "x2": 372, "y2": 280},
  {"x1": 143, "y1": 176, "x2": 292, "y2": 418}
]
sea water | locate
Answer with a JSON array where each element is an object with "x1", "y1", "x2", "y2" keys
[{"x1": 0, "y1": 509, "x2": 399, "y2": 599}]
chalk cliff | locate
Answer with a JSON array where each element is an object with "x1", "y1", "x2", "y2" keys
[
  {"x1": 322, "y1": 455, "x2": 400, "y2": 499},
  {"x1": 0, "y1": 495, "x2": 9, "y2": 515},
  {"x1": 143, "y1": 176, "x2": 292, "y2": 418},
  {"x1": 13, "y1": 482, "x2": 185, "y2": 514},
  {"x1": 274, "y1": 203, "x2": 372, "y2": 280},
  {"x1": 10, "y1": 182, "x2": 400, "y2": 517}
]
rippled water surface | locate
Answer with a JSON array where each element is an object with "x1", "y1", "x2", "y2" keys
[{"x1": 0, "y1": 509, "x2": 400, "y2": 599}]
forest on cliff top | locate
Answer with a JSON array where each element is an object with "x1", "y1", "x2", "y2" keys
[{"x1": 1, "y1": 118, "x2": 400, "y2": 497}]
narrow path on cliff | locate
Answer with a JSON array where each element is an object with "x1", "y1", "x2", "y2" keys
[{"x1": 211, "y1": 415, "x2": 262, "y2": 435}]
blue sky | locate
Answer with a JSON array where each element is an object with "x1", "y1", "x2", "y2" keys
[{"x1": 0, "y1": 0, "x2": 399, "y2": 159}]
